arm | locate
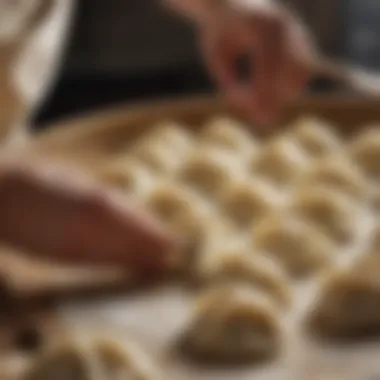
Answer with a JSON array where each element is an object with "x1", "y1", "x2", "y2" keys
[{"x1": 0, "y1": 159, "x2": 178, "y2": 275}]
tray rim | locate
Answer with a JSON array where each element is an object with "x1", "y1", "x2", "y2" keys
[{"x1": 28, "y1": 94, "x2": 380, "y2": 152}]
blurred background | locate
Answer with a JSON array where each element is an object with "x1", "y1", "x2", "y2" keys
[{"x1": 34, "y1": 0, "x2": 380, "y2": 128}]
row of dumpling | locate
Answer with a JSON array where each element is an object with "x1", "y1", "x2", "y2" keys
[
  {"x1": 20, "y1": 335, "x2": 160, "y2": 380},
  {"x1": 177, "y1": 230, "x2": 380, "y2": 367},
  {"x1": 93, "y1": 118, "x2": 368, "y2": 281},
  {"x1": 96, "y1": 118, "x2": 377, "y2": 279}
]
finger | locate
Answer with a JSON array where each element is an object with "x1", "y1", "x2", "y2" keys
[
  {"x1": 201, "y1": 32, "x2": 244, "y2": 104},
  {"x1": 248, "y1": 13, "x2": 286, "y2": 124},
  {"x1": 279, "y1": 23, "x2": 313, "y2": 100}
]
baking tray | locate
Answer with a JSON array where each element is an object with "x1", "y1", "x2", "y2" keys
[{"x1": 8, "y1": 95, "x2": 380, "y2": 379}]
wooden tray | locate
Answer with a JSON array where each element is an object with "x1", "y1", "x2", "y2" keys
[
  {"x1": 3, "y1": 94, "x2": 380, "y2": 378},
  {"x1": 4, "y1": 94, "x2": 380, "y2": 306}
]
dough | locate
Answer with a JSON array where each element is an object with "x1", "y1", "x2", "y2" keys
[
  {"x1": 146, "y1": 122, "x2": 194, "y2": 156},
  {"x1": 198, "y1": 241, "x2": 292, "y2": 308},
  {"x1": 94, "y1": 337, "x2": 158, "y2": 380},
  {"x1": 97, "y1": 158, "x2": 154, "y2": 198},
  {"x1": 289, "y1": 116, "x2": 342, "y2": 158},
  {"x1": 291, "y1": 188, "x2": 355, "y2": 245},
  {"x1": 349, "y1": 127, "x2": 380, "y2": 181},
  {"x1": 132, "y1": 141, "x2": 181, "y2": 174},
  {"x1": 297, "y1": 157, "x2": 368, "y2": 202},
  {"x1": 200, "y1": 116, "x2": 258, "y2": 158},
  {"x1": 22, "y1": 340, "x2": 102, "y2": 380},
  {"x1": 307, "y1": 254, "x2": 380, "y2": 339},
  {"x1": 251, "y1": 138, "x2": 308, "y2": 186},
  {"x1": 253, "y1": 215, "x2": 333, "y2": 277},
  {"x1": 176, "y1": 285, "x2": 282, "y2": 365},
  {"x1": 218, "y1": 179, "x2": 279, "y2": 228},
  {"x1": 144, "y1": 181, "x2": 212, "y2": 243},
  {"x1": 178, "y1": 147, "x2": 245, "y2": 198},
  {"x1": 23, "y1": 337, "x2": 158, "y2": 380}
]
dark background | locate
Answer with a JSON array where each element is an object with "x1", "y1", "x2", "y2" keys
[{"x1": 34, "y1": 0, "x2": 380, "y2": 127}]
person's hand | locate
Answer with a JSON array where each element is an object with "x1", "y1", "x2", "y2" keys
[
  {"x1": 165, "y1": 0, "x2": 315, "y2": 124},
  {"x1": 0, "y1": 159, "x2": 178, "y2": 276}
]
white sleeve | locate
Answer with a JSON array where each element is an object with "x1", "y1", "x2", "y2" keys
[{"x1": 0, "y1": 0, "x2": 74, "y2": 147}]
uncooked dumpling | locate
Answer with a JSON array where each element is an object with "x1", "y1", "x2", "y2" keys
[
  {"x1": 253, "y1": 216, "x2": 333, "y2": 277},
  {"x1": 290, "y1": 117, "x2": 342, "y2": 158},
  {"x1": 176, "y1": 285, "x2": 282, "y2": 365},
  {"x1": 297, "y1": 157, "x2": 368, "y2": 201},
  {"x1": 291, "y1": 188, "x2": 355, "y2": 245},
  {"x1": 94, "y1": 337, "x2": 158, "y2": 380},
  {"x1": 200, "y1": 116, "x2": 258, "y2": 159},
  {"x1": 307, "y1": 254, "x2": 380, "y2": 339},
  {"x1": 22, "y1": 340, "x2": 101, "y2": 380},
  {"x1": 198, "y1": 241, "x2": 292, "y2": 308},
  {"x1": 132, "y1": 141, "x2": 182, "y2": 174},
  {"x1": 349, "y1": 127, "x2": 380, "y2": 181},
  {"x1": 178, "y1": 147, "x2": 245, "y2": 198},
  {"x1": 251, "y1": 138, "x2": 308, "y2": 186},
  {"x1": 97, "y1": 158, "x2": 154, "y2": 198},
  {"x1": 144, "y1": 181, "x2": 212, "y2": 243},
  {"x1": 146, "y1": 122, "x2": 194, "y2": 156},
  {"x1": 218, "y1": 179, "x2": 280, "y2": 228}
]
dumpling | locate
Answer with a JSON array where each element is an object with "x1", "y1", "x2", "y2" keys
[
  {"x1": 176, "y1": 285, "x2": 282, "y2": 365},
  {"x1": 307, "y1": 254, "x2": 380, "y2": 340},
  {"x1": 251, "y1": 138, "x2": 308, "y2": 186},
  {"x1": 296, "y1": 157, "x2": 368, "y2": 202},
  {"x1": 200, "y1": 116, "x2": 258, "y2": 158},
  {"x1": 144, "y1": 181, "x2": 212, "y2": 243},
  {"x1": 97, "y1": 158, "x2": 154, "y2": 198},
  {"x1": 349, "y1": 127, "x2": 380, "y2": 181},
  {"x1": 23, "y1": 337, "x2": 158, "y2": 380},
  {"x1": 289, "y1": 116, "x2": 342, "y2": 158},
  {"x1": 131, "y1": 141, "x2": 181, "y2": 174},
  {"x1": 22, "y1": 340, "x2": 101, "y2": 380},
  {"x1": 253, "y1": 216, "x2": 333, "y2": 277},
  {"x1": 178, "y1": 147, "x2": 245, "y2": 198},
  {"x1": 146, "y1": 122, "x2": 194, "y2": 156},
  {"x1": 198, "y1": 240, "x2": 292, "y2": 308},
  {"x1": 94, "y1": 337, "x2": 158, "y2": 380},
  {"x1": 291, "y1": 188, "x2": 356, "y2": 245},
  {"x1": 218, "y1": 179, "x2": 280, "y2": 228}
]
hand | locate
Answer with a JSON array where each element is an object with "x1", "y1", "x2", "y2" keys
[
  {"x1": 0, "y1": 160, "x2": 179, "y2": 276},
  {"x1": 166, "y1": 0, "x2": 315, "y2": 124}
]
